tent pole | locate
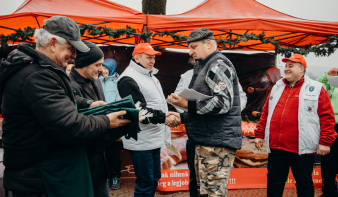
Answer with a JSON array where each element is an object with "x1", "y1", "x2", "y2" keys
[
  {"x1": 144, "y1": 25, "x2": 150, "y2": 43},
  {"x1": 0, "y1": 26, "x2": 18, "y2": 31},
  {"x1": 34, "y1": 16, "x2": 40, "y2": 28},
  {"x1": 274, "y1": 47, "x2": 277, "y2": 67}
]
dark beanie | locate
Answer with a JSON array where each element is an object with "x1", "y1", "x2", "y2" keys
[{"x1": 75, "y1": 40, "x2": 104, "y2": 68}]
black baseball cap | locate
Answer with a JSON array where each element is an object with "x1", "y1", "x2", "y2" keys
[{"x1": 43, "y1": 16, "x2": 89, "y2": 52}]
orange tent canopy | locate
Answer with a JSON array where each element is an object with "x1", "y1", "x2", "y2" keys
[
  {"x1": 0, "y1": 0, "x2": 146, "y2": 45},
  {"x1": 147, "y1": 0, "x2": 338, "y2": 51},
  {"x1": 1, "y1": 0, "x2": 337, "y2": 51}
]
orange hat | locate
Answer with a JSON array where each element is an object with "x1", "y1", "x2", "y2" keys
[
  {"x1": 282, "y1": 53, "x2": 307, "y2": 69},
  {"x1": 132, "y1": 43, "x2": 161, "y2": 57}
]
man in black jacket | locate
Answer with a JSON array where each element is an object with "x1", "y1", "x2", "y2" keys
[
  {"x1": 69, "y1": 40, "x2": 118, "y2": 196},
  {"x1": 0, "y1": 16, "x2": 130, "y2": 197},
  {"x1": 168, "y1": 28, "x2": 242, "y2": 197}
]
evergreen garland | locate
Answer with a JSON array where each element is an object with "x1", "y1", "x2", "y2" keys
[
  {"x1": 0, "y1": 26, "x2": 35, "y2": 49},
  {"x1": 79, "y1": 25, "x2": 136, "y2": 39},
  {"x1": 157, "y1": 31, "x2": 187, "y2": 45},
  {"x1": 1, "y1": 25, "x2": 337, "y2": 57}
]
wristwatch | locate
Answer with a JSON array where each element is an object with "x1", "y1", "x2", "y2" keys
[{"x1": 86, "y1": 100, "x2": 94, "y2": 108}]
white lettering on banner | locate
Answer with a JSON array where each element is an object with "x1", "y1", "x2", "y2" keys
[
  {"x1": 245, "y1": 125, "x2": 256, "y2": 130},
  {"x1": 170, "y1": 171, "x2": 189, "y2": 177},
  {"x1": 172, "y1": 179, "x2": 189, "y2": 187},
  {"x1": 228, "y1": 178, "x2": 236, "y2": 185},
  {"x1": 161, "y1": 172, "x2": 168, "y2": 178},
  {"x1": 158, "y1": 181, "x2": 166, "y2": 188}
]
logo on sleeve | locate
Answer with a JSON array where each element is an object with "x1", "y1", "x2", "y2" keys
[{"x1": 215, "y1": 81, "x2": 227, "y2": 93}]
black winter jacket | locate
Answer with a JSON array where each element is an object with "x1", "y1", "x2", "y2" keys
[
  {"x1": 69, "y1": 66, "x2": 105, "y2": 109},
  {"x1": 69, "y1": 67, "x2": 113, "y2": 186},
  {"x1": 0, "y1": 43, "x2": 110, "y2": 193}
]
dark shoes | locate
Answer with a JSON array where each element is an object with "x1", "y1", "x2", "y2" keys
[{"x1": 109, "y1": 177, "x2": 121, "y2": 190}]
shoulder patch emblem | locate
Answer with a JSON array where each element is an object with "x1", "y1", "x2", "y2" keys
[{"x1": 214, "y1": 81, "x2": 227, "y2": 93}]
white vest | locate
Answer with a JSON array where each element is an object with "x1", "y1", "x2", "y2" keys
[
  {"x1": 116, "y1": 60, "x2": 170, "y2": 151},
  {"x1": 265, "y1": 75, "x2": 325, "y2": 155}
]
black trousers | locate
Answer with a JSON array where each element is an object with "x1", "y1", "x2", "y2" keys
[
  {"x1": 267, "y1": 149, "x2": 315, "y2": 197},
  {"x1": 105, "y1": 141, "x2": 121, "y2": 178},
  {"x1": 321, "y1": 124, "x2": 338, "y2": 197},
  {"x1": 186, "y1": 140, "x2": 199, "y2": 197}
]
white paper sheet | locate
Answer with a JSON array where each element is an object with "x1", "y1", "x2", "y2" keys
[
  {"x1": 167, "y1": 88, "x2": 212, "y2": 112},
  {"x1": 327, "y1": 75, "x2": 338, "y2": 87}
]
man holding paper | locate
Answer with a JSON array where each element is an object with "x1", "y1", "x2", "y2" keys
[
  {"x1": 316, "y1": 69, "x2": 338, "y2": 197},
  {"x1": 168, "y1": 28, "x2": 242, "y2": 197},
  {"x1": 173, "y1": 69, "x2": 247, "y2": 196}
]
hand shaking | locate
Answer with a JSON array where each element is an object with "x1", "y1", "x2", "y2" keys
[{"x1": 165, "y1": 112, "x2": 181, "y2": 127}]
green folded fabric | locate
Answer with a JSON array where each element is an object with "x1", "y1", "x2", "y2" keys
[
  {"x1": 37, "y1": 95, "x2": 140, "y2": 197},
  {"x1": 78, "y1": 95, "x2": 141, "y2": 152}
]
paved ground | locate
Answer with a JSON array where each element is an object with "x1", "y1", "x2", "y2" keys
[{"x1": 109, "y1": 177, "x2": 324, "y2": 197}]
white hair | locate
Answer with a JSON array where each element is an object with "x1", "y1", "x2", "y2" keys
[
  {"x1": 202, "y1": 39, "x2": 217, "y2": 49},
  {"x1": 34, "y1": 28, "x2": 67, "y2": 48}
]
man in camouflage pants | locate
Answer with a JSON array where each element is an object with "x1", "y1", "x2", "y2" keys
[
  {"x1": 195, "y1": 146, "x2": 236, "y2": 196},
  {"x1": 168, "y1": 28, "x2": 242, "y2": 197}
]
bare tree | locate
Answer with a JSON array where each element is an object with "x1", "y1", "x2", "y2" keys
[{"x1": 142, "y1": 0, "x2": 167, "y2": 15}]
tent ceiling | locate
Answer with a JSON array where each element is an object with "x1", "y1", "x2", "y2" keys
[
  {"x1": 0, "y1": 0, "x2": 337, "y2": 51},
  {"x1": 147, "y1": 0, "x2": 338, "y2": 51},
  {"x1": 0, "y1": 0, "x2": 146, "y2": 46}
]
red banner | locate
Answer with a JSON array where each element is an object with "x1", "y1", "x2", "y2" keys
[
  {"x1": 227, "y1": 168, "x2": 327, "y2": 189},
  {"x1": 170, "y1": 124, "x2": 186, "y2": 132},
  {"x1": 168, "y1": 122, "x2": 257, "y2": 136},
  {"x1": 241, "y1": 122, "x2": 257, "y2": 136},
  {"x1": 158, "y1": 169, "x2": 189, "y2": 191},
  {"x1": 157, "y1": 168, "x2": 336, "y2": 191}
]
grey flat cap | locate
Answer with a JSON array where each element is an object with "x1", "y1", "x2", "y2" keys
[
  {"x1": 43, "y1": 16, "x2": 90, "y2": 52},
  {"x1": 187, "y1": 28, "x2": 215, "y2": 45}
]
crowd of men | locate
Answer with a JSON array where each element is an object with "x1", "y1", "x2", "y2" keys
[{"x1": 0, "y1": 16, "x2": 338, "y2": 197}]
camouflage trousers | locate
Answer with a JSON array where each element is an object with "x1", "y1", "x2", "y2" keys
[{"x1": 195, "y1": 145, "x2": 236, "y2": 197}]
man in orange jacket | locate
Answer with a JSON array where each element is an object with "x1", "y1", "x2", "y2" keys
[{"x1": 254, "y1": 54, "x2": 337, "y2": 197}]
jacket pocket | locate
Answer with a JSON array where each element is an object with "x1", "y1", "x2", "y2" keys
[{"x1": 304, "y1": 98, "x2": 319, "y2": 124}]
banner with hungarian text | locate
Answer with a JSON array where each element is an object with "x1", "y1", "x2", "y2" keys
[{"x1": 156, "y1": 122, "x2": 330, "y2": 191}]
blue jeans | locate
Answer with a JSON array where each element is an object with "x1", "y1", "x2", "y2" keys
[{"x1": 129, "y1": 148, "x2": 161, "y2": 197}]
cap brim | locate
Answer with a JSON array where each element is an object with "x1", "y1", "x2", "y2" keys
[
  {"x1": 68, "y1": 40, "x2": 90, "y2": 53},
  {"x1": 282, "y1": 57, "x2": 300, "y2": 63},
  {"x1": 281, "y1": 58, "x2": 289, "y2": 63},
  {"x1": 146, "y1": 51, "x2": 162, "y2": 56}
]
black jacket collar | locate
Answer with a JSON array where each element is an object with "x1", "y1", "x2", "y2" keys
[
  {"x1": 69, "y1": 66, "x2": 99, "y2": 100},
  {"x1": 17, "y1": 43, "x2": 66, "y2": 75}
]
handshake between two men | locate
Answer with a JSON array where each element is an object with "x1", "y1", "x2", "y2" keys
[
  {"x1": 165, "y1": 93, "x2": 189, "y2": 128},
  {"x1": 90, "y1": 93, "x2": 188, "y2": 129}
]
